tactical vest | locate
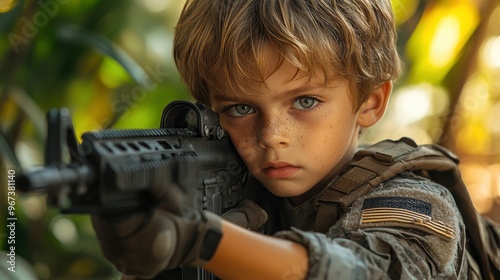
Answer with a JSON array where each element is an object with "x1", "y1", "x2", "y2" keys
[{"x1": 313, "y1": 137, "x2": 500, "y2": 280}]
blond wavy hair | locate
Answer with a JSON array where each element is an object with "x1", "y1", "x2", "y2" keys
[{"x1": 174, "y1": 0, "x2": 402, "y2": 109}]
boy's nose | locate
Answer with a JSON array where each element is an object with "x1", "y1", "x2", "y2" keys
[{"x1": 257, "y1": 114, "x2": 290, "y2": 149}]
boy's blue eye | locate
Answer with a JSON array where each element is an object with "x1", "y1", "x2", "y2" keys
[
  {"x1": 293, "y1": 97, "x2": 318, "y2": 109},
  {"x1": 227, "y1": 104, "x2": 254, "y2": 116}
]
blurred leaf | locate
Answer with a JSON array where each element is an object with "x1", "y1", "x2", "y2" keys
[
  {"x1": 0, "y1": 0, "x2": 23, "y2": 34},
  {"x1": 0, "y1": 130, "x2": 20, "y2": 168},
  {"x1": 10, "y1": 87, "x2": 46, "y2": 139},
  {"x1": 406, "y1": 2, "x2": 480, "y2": 84},
  {"x1": 55, "y1": 24, "x2": 150, "y2": 88},
  {"x1": 99, "y1": 56, "x2": 132, "y2": 88},
  {"x1": 391, "y1": 0, "x2": 420, "y2": 25}
]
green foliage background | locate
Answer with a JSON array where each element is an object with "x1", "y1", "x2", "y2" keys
[{"x1": 0, "y1": 0, "x2": 499, "y2": 279}]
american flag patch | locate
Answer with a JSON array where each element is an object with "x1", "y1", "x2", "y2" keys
[{"x1": 360, "y1": 197, "x2": 454, "y2": 240}]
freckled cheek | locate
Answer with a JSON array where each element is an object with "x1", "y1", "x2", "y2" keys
[
  {"x1": 224, "y1": 126, "x2": 257, "y2": 163},
  {"x1": 302, "y1": 115, "x2": 345, "y2": 166},
  {"x1": 310, "y1": 135, "x2": 332, "y2": 165}
]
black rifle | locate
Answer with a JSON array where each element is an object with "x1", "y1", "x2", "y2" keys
[{"x1": 18, "y1": 101, "x2": 247, "y2": 280}]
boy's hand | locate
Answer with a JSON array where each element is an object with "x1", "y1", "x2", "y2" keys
[{"x1": 91, "y1": 207, "x2": 222, "y2": 279}]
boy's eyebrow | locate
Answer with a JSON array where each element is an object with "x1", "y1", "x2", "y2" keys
[
  {"x1": 212, "y1": 84, "x2": 325, "y2": 103},
  {"x1": 284, "y1": 85, "x2": 322, "y2": 96},
  {"x1": 212, "y1": 94, "x2": 239, "y2": 102}
]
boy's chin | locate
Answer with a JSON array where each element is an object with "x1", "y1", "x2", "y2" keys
[
  {"x1": 264, "y1": 185, "x2": 308, "y2": 198},
  {"x1": 266, "y1": 181, "x2": 328, "y2": 206},
  {"x1": 263, "y1": 183, "x2": 319, "y2": 205}
]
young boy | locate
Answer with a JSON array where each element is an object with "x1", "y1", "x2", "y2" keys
[{"x1": 92, "y1": 0, "x2": 475, "y2": 279}]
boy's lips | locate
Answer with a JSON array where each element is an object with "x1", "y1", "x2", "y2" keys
[{"x1": 262, "y1": 162, "x2": 300, "y2": 179}]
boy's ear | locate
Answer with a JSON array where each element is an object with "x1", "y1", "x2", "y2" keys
[{"x1": 356, "y1": 80, "x2": 392, "y2": 127}]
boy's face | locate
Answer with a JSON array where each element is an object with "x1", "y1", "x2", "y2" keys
[{"x1": 210, "y1": 51, "x2": 363, "y2": 199}]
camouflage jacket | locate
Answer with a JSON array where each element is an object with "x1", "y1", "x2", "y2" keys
[{"x1": 249, "y1": 171, "x2": 477, "y2": 279}]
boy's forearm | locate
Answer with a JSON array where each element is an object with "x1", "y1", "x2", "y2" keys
[{"x1": 205, "y1": 220, "x2": 309, "y2": 280}]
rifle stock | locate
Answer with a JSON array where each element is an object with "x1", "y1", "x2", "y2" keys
[{"x1": 18, "y1": 101, "x2": 247, "y2": 280}]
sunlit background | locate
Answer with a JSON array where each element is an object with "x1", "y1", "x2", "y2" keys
[{"x1": 0, "y1": 0, "x2": 499, "y2": 279}]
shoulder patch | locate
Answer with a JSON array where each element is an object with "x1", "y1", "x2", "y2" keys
[
  {"x1": 363, "y1": 197, "x2": 431, "y2": 215},
  {"x1": 342, "y1": 182, "x2": 462, "y2": 269},
  {"x1": 360, "y1": 197, "x2": 454, "y2": 240}
]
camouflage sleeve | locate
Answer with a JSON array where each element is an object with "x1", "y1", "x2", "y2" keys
[{"x1": 275, "y1": 175, "x2": 468, "y2": 279}]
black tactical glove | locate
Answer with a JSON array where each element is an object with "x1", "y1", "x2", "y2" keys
[
  {"x1": 92, "y1": 205, "x2": 222, "y2": 279},
  {"x1": 221, "y1": 199, "x2": 268, "y2": 232}
]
